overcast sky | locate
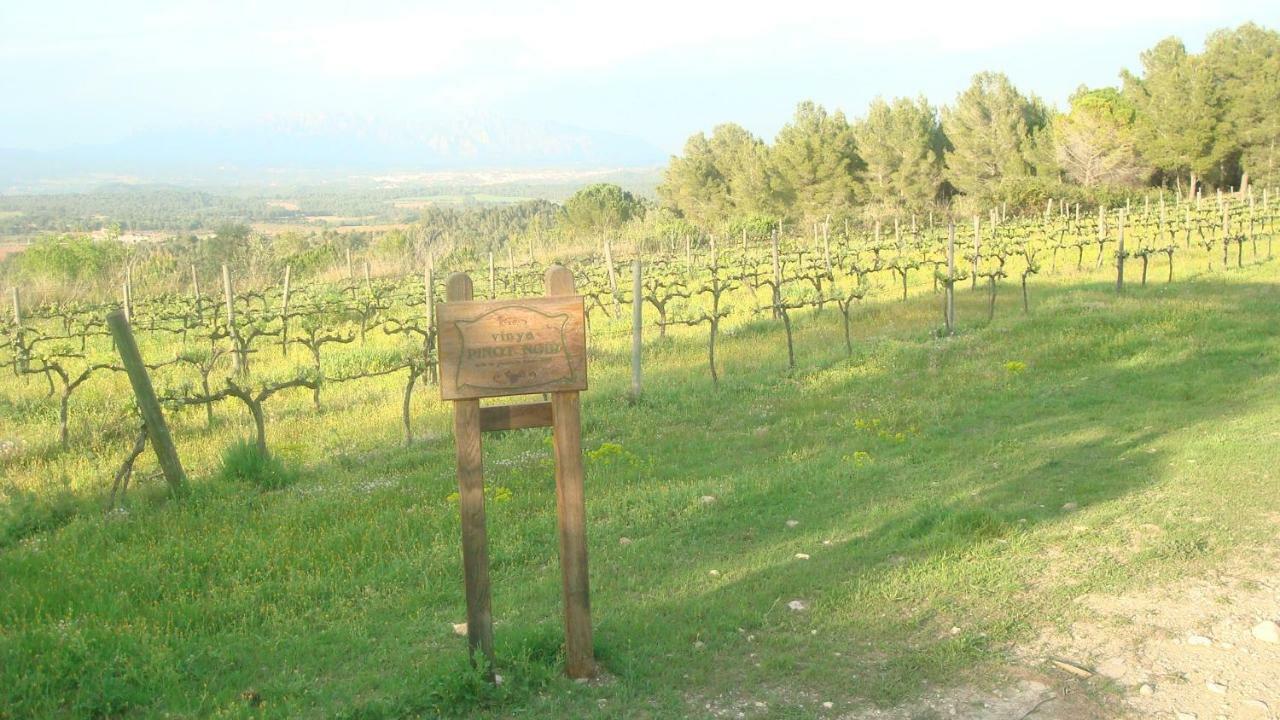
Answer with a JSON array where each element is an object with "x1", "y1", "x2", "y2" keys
[{"x1": 2, "y1": 0, "x2": 1277, "y2": 155}]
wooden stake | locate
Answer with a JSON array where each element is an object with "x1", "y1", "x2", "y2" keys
[
  {"x1": 190, "y1": 264, "x2": 202, "y2": 322},
  {"x1": 945, "y1": 224, "x2": 956, "y2": 334},
  {"x1": 280, "y1": 265, "x2": 291, "y2": 357},
  {"x1": 106, "y1": 310, "x2": 188, "y2": 496},
  {"x1": 631, "y1": 258, "x2": 642, "y2": 400},
  {"x1": 222, "y1": 264, "x2": 242, "y2": 375},
  {"x1": 1116, "y1": 211, "x2": 1126, "y2": 293},
  {"x1": 971, "y1": 215, "x2": 981, "y2": 290}
]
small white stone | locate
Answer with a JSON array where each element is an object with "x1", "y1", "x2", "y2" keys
[
  {"x1": 1206, "y1": 681, "x2": 1227, "y2": 694},
  {"x1": 1242, "y1": 699, "x2": 1270, "y2": 713},
  {"x1": 1062, "y1": 502, "x2": 1079, "y2": 511},
  {"x1": 700, "y1": 495, "x2": 717, "y2": 504},
  {"x1": 494, "y1": 674, "x2": 504, "y2": 685},
  {"x1": 1139, "y1": 684, "x2": 1154, "y2": 696},
  {"x1": 619, "y1": 537, "x2": 633, "y2": 546},
  {"x1": 950, "y1": 626, "x2": 961, "y2": 635},
  {"x1": 1251, "y1": 620, "x2": 1280, "y2": 644},
  {"x1": 452, "y1": 622, "x2": 468, "y2": 636},
  {"x1": 787, "y1": 599, "x2": 808, "y2": 611},
  {"x1": 1187, "y1": 634, "x2": 1213, "y2": 646},
  {"x1": 822, "y1": 701, "x2": 834, "y2": 709},
  {"x1": 709, "y1": 569, "x2": 721, "y2": 577},
  {"x1": 786, "y1": 519, "x2": 799, "y2": 528},
  {"x1": 1175, "y1": 713, "x2": 1196, "y2": 720},
  {"x1": 694, "y1": 640, "x2": 705, "y2": 649},
  {"x1": 795, "y1": 553, "x2": 811, "y2": 560}
]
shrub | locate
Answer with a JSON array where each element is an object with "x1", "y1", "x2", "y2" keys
[{"x1": 216, "y1": 440, "x2": 297, "y2": 490}]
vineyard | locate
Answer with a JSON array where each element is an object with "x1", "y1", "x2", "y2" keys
[
  {"x1": 3, "y1": 192, "x2": 1276, "y2": 481},
  {"x1": 3, "y1": 190, "x2": 1280, "y2": 717}
]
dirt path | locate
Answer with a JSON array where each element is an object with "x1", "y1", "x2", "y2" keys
[
  {"x1": 1016, "y1": 539, "x2": 1280, "y2": 719},
  {"x1": 844, "y1": 538, "x2": 1280, "y2": 719}
]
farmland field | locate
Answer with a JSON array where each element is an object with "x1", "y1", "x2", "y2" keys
[{"x1": 3, "y1": 205, "x2": 1279, "y2": 717}]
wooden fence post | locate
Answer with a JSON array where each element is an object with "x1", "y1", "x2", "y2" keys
[
  {"x1": 631, "y1": 258, "x2": 642, "y2": 399},
  {"x1": 106, "y1": 310, "x2": 188, "y2": 496},
  {"x1": 445, "y1": 272, "x2": 496, "y2": 677},
  {"x1": 546, "y1": 265, "x2": 595, "y2": 679}
]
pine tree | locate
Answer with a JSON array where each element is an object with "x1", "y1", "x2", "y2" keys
[
  {"x1": 770, "y1": 101, "x2": 864, "y2": 223},
  {"x1": 854, "y1": 96, "x2": 946, "y2": 212},
  {"x1": 942, "y1": 73, "x2": 1045, "y2": 200},
  {"x1": 1123, "y1": 38, "x2": 1227, "y2": 193}
]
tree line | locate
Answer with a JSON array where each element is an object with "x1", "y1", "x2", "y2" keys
[{"x1": 658, "y1": 24, "x2": 1280, "y2": 226}]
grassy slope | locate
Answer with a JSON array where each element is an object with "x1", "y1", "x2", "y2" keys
[{"x1": 2, "y1": 262, "x2": 1279, "y2": 718}]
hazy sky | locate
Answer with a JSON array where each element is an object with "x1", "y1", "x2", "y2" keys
[{"x1": 2, "y1": 0, "x2": 1277, "y2": 156}]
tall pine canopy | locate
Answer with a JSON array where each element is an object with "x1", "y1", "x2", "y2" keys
[
  {"x1": 853, "y1": 96, "x2": 947, "y2": 212},
  {"x1": 941, "y1": 72, "x2": 1047, "y2": 201},
  {"x1": 770, "y1": 101, "x2": 864, "y2": 224},
  {"x1": 1123, "y1": 38, "x2": 1227, "y2": 195}
]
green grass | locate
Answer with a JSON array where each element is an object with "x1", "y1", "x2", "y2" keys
[{"x1": 2, "y1": 260, "x2": 1279, "y2": 718}]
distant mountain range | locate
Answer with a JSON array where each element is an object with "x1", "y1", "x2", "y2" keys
[{"x1": 0, "y1": 114, "x2": 668, "y2": 191}]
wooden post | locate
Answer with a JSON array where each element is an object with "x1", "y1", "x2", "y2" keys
[
  {"x1": 364, "y1": 260, "x2": 372, "y2": 293},
  {"x1": 222, "y1": 264, "x2": 242, "y2": 375},
  {"x1": 190, "y1": 264, "x2": 202, "y2": 322},
  {"x1": 106, "y1": 310, "x2": 188, "y2": 496},
  {"x1": 10, "y1": 287, "x2": 19, "y2": 325},
  {"x1": 945, "y1": 224, "x2": 956, "y2": 335},
  {"x1": 604, "y1": 238, "x2": 619, "y2": 314},
  {"x1": 280, "y1": 265, "x2": 291, "y2": 357},
  {"x1": 488, "y1": 252, "x2": 496, "y2": 298},
  {"x1": 424, "y1": 261, "x2": 435, "y2": 328},
  {"x1": 346, "y1": 248, "x2": 353, "y2": 280},
  {"x1": 125, "y1": 264, "x2": 133, "y2": 320},
  {"x1": 445, "y1": 272, "x2": 496, "y2": 677},
  {"x1": 822, "y1": 221, "x2": 832, "y2": 278},
  {"x1": 1116, "y1": 210, "x2": 1126, "y2": 293},
  {"x1": 771, "y1": 228, "x2": 782, "y2": 318},
  {"x1": 122, "y1": 282, "x2": 131, "y2": 321},
  {"x1": 630, "y1": 258, "x2": 642, "y2": 400},
  {"x1": 546, "y1": 265, "x2": 595, "y2": 679},
  {"x1": 971, "y1": 215, "x2": 980, "y2": 290}
]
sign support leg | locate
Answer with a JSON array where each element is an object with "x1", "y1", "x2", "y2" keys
[
  {"x1": 552, "y1": 390, "x2": 594, "y2": 679},
  {"x1": 447, "y1": 273, "x2": 496, "y2": 677}
]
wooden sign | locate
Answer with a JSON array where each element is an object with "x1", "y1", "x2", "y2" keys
[
  {"x1": 437, "y1": 296, "x2": 587, "y2": 400},
  {"x1": 439, "y1": 266, "x2": 596, "y2": 681}
]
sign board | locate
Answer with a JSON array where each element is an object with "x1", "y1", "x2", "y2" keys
[
  {"x1": 437, "y1": 267, "x2": 596, "y2": 681},
  {"x1": 437, "y1": 296, "x2": 587, "y2": 400}
]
